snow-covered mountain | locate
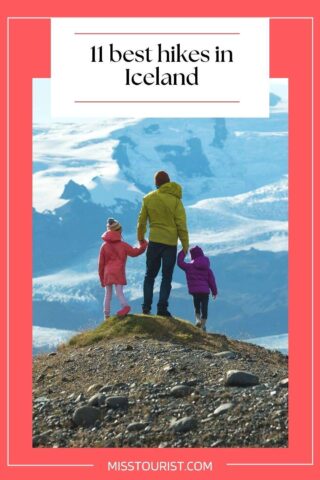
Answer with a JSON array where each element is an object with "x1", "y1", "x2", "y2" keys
[
  {"x1": 33, "y1": 111, "x2": 287, "y2": 213},
  {"x1": 33, "y1": 119, "x2": 139, "y2": 212},
  {"x1": 108, "y1": 116, "x2": 287, "y2": 201},
  {"x1": 187, "y1": 176, "x2": 287, "y2": 254},
  {"x1": 246, "y1": 333, "x2": 288, "y2": 355},
  {"x1": 33, "y1": 106, "x2": 288, "y2": 347},
  {"x1": 33, "y1": 326, "x2": 76, "y2": 355}
]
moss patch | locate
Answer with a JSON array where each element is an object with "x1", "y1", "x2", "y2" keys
[
  {"x1": 60, "y1": 315, "x2": 285, "y2": 366},
  {"x1": 66, "y1": 314, "x2": 229, "y2": 350}
]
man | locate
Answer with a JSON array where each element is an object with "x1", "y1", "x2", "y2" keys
[{"x1": 137, "y1": 171, "x2": 189, "y2": 317}]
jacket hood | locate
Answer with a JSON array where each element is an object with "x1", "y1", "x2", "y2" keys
[
  {"x1": 190, "y1": 246, "x2": 210, "y2": 270},
  {"x1": 101, "y1": 230, "x2": 121, "y2": 243},
  {"x1": 158, "y1": 181, "x2": 182, "y2": 199},
  {"x1": 190, "y1": 246, "x2": 204, "y2": 259}
]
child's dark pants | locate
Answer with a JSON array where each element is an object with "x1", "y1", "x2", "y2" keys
[{"x1": 192, "y1": 293, "x2": 209, "y2": 319}]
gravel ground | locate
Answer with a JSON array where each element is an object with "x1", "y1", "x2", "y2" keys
[{"x1": 33, "y1": 334, "x2": 288, "y2": 448}]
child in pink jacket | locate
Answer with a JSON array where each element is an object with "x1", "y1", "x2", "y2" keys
[{"x1": 98, "y1": 218, "x2": 148, "y2": 319}]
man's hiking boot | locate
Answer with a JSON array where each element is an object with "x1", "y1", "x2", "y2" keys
[
  {"x1": 157, "y1": 310, "x2": 173, "y2": 318},
  {"x1": 117, "y1": 306, "x2": 131, "y2": 316}
]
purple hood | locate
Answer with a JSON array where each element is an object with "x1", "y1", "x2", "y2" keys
[
  {"x1": 177, "y1": 247, "x2": 218, "y2": 295},
  {"x1": 190, "y1": 246, "x2": 210, "y2": 269}
]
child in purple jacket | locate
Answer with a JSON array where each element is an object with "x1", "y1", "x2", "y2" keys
[{"x1": 177, "y1": 246, "x2": 218, "y2": 332}]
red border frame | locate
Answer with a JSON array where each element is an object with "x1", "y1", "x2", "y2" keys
[{"x1": 1, "y1": 4, "x2": 319, "y2": 480}]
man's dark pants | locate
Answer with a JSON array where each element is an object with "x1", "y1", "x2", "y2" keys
[{"x1": 143, "y1": 241, "x2": 177, "y2": 313}]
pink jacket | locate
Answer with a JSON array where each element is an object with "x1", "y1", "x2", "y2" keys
[{"x1": 98, "y1": 230, "x2": 147, "y2": 286}]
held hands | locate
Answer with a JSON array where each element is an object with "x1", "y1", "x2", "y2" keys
[
  {"x1": 139, "y1": 239, "x2": 148, "y2": 252},
  {"x1": 212, "y1": 294, "x2": 217, "y2": 300}
]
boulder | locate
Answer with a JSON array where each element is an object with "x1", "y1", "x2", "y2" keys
[
  {"x1": 105, "y1": 396, "x2": 129, "y2": 409},
  {"x1": 170, "y1": 385, "x2": 192, "y2": 398},
  {"x1": 87, "y1": 384, "x2": 103, "y2": 394},
  {"x1": 88, "y1": 393, "x2": 106, "y2": 407},
  {"x1": 170, "y1": 416, "x2": 197, "y2": 433},
  {"x1": 225, "y1": 370, "x2": 259, "y2": 387},
  {"x1": 73, "y1": 406, "x2": 101, "y2": 427},
  {"x1": 127, "y1": 422, "x2": 149, "y2": 432}
]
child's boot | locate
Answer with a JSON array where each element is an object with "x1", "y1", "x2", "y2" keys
[
  {"x1": 117, "y1": 305, "x2": 131, "y2": 316},
  {"x1": 195, "y1": 313, "x2": 201, "y2": 328},
  {"x1": 201, "y1": 318, "x2": 207, "y2": 332}
]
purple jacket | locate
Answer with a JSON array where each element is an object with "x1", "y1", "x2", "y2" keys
[{"x1": 177, "y1": 246, "x2": 218, "y2": 295}]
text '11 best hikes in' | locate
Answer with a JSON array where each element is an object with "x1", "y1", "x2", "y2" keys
[{"x1": 90, "y1": 43, "x2": 234, "y2": 86}]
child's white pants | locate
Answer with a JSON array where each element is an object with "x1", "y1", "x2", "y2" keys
[{"x1": 104, "y1": 285, "x2": 128, "y2": 316}]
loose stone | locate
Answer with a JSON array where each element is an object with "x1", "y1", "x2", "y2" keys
[
  {"x1": 225, "y1": 370, "x2": 259, "y2": 387},
  {"x1": 214, "y1": 402, "x2": 234, "y2": 415},
  {"x1": 170, "y1": 416, "x2": 197, "y2": 433},
  {"x1": 105, "y1": 396, "x2": 129, "y2": 409},
  {"x1": 170, "y1": 385, "x2": 192, "y2": 397},
  {"x1": 73, "y1": 406, "x2": 101, "y2": 427}
]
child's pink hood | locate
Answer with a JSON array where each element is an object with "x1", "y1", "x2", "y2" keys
[{"x1": 101, "y1": 230, "x2": 121, "y2": 243}]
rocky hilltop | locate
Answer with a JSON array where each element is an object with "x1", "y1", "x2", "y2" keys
[{"x1": 33, "y1": 315, "x2": 288, "y2": 448}]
